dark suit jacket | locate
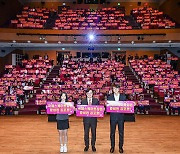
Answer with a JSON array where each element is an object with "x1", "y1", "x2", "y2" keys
[
  {"x1": 107, "y1": 93, "x2": 126, "y2": 121},
  {"x1": 81, "y1": 97, "x2": 99, "y2": 123}
]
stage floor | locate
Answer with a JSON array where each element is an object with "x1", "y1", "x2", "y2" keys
[{"x1": 0, "y1": 115, "x2": 180, "y2": 154}]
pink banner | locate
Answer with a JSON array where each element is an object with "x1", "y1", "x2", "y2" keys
[
  {"x1": 106, "y1": 101, "x2": 135, "y2": 113},
  {"x1": 170, "y1": 102, "x2": 180, "y2": 108},
  {"x1": 46, "y1": 101, "x2": 74, "y2": 114},
  {"x1": 76, "y1": 105, "x2": 105, "y2": 118}
]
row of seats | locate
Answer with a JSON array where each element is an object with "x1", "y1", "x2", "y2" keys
[
  {"x1": 10, "y1": 4, "x2": 176, "y2": 29},
  {"x1": 0, "y1": 57, "x2": 53, "y2": 115},
  {"x1": 10, "y1": 6, "x2": 56, "y2": 29},
  {"x1": 131, "y1": 4, "x2": 175, "y2": 29},
  {"x1": 53, "y1": 7, "x2": 132, "y2": 30},
  {"x1": 129, "y1": 56, "x2": 180, "y2": 113},
  {"x1": 36, "y1": 60, "x2": 149, "y2": 113}
]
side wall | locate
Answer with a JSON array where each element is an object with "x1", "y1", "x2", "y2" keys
[
  {"x1": 0, "y1": 0, "x2": 22, "y2": 26},
  {"x1": 159, "y1": 0, "x2": 180, "y2": 24}
]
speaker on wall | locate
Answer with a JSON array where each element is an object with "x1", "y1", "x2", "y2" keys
[
  {"x1": 138, "y1": 2, "x2": 141, "y2": 6},
  {"x1": 107, "y1": 1, "x2": 110, "y2": 4},
  {"x1": 73, "y1": 1, "x2": 76, "y2": 4}
]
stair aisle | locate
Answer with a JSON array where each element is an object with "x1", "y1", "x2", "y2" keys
[
  {"x1": 18, "y1": 66, "x2": 61, "y2": 115},
  {"x1": 123, "y1": 66, "x2": 167, "y2": 115}
]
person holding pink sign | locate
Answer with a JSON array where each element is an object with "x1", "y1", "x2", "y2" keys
[
  {"x1": 81, "y1": 89, "x2": 99, "y2": 152},
  {"x1": 108, "y1": 84, "x2": 126, "y2": 154},
  {"x1": 56, "y1": 92, "x2": 70, "y2": 153}
]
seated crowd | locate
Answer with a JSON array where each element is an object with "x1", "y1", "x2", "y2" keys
[
  {"x1": 0, "y1": 57, "x2": 53, "y2": 115},
  {"x1": 129, "y1": 56, "x2": 180, "y2": 115},
  {"x1": 131, "y1": 3, "x2": 176, "y2": 29},
  {"x1": 36, "y1": 59, "x2": 150, "y2": 114},
  {"x1": 9, "y1": 4, "x2": 176, "y2": 30},
  {"x1": 53, "y1": 7, "x2": 132, "y2": 30},
  {"x1": 10, "y1": 6, "x2": 56, "y2": 29}
]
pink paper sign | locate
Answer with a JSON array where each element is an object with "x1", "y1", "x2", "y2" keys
[
  {"x1": 5, "y1": 101, "x2": 17, "y2": 107},
  {"x1": 46, "y1": 101, "x2": 74, "y2": 114},
  {"x1": 76, "y1": 105, "x2": 105, "y2": 118},
  {"x1": 106, "y1": 101, "x2": 134, "y2": 113},
  {"x1": 170, "y1": 102, "x2": 180, "y2": 108}
]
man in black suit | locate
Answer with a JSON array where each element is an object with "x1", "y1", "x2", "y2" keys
[
  {"x1": 107, "y1": 84, "x2": 126, "y2": 153},
  {"x1": 81, "y1": 89, "x2": 99, "y2": 152}
]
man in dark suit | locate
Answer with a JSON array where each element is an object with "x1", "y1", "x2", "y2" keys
[
  {"x1": 81, "y1": 89, "x2": 99, "y2": 152},
  {"x1": 107, "y1": 84, "x2": 126, "y2": 153}
]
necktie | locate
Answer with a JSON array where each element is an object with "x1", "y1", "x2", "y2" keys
[{"x1": 89, "y1": 98, "x2": 92, "y2": 105}]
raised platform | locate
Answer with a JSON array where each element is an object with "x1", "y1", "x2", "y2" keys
[{"x1": 1, "y1": 115, "x2": 180, "y2": 153}]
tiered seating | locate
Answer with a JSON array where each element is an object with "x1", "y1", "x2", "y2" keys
[
  {"x1": 131, "y1": 3, "x2": 176, "y2": 29},
  {"x1": 36, "y1": 59, "x2": 148, "y2": 114},
  {"x1": 10, "y1": 6, "x2": 56, "y2": 29},
  {"x1": 9, "y1": 5, "x2": 177, "y2": 30},
  {"x1": 0, "y1": 57, "x2": 53, "y2": 115},
  {"x1": 129, "y1": 56, "x2": 180, "y2": 115},
  {"x1": 53, "y1": 7, "x2": 132, "y2": 30}
]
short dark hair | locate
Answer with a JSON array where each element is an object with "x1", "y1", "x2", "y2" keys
[
  {"x1": 85, "y1": 88, "x2": 93, "y2": 93},
  {"x1": 112, "y1": 84, "x2": 120, "y2": 88}
]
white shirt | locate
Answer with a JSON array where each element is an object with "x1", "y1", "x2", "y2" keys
[
  {"x1": 114, "y1": 93, "x2": 120, "y2": 102},
  {"x1": 88, "y1": 97, "x2": 92, "y2": 105}
]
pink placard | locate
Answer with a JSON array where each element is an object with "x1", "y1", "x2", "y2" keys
[
  {"x1": 76, "y1": 105, "x2": 105, "y2": 118},
  {"x1": 5, "y1": 101, "x2": 17, "y2": 107},
  {"x1": 106, "y1": 101, "x2": 134, "y2": 113},
  {"x1": 46, "y1": 101, "x2": 74, "y2": 114},
  {"x1": 0, "y1": 100, "x2": 4, "y2": 105},
  {"x1": 35, "y1": 100, "x2": 47, "y2": 105},
  {"x1": 136, "y1": 100, "x2": 149, "y2": 106},
  {"x1": 170, "y1": 102, "x2": 180, "y2": 108},
  {"x1": 23, "y1": 86, "x2": 33, "y2": 91},
  {"x1": 5, "y1": 65, "x2": 13, "y2": 69}
]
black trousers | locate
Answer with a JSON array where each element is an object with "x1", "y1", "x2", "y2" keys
[
  {"x1": 110, "y1": 119, "x2": 124, "y2": 148},
  {"x1": 83, "y1": 120, "x2": 97, "y2": 147}
]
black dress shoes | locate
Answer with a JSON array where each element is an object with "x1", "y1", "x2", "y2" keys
[
  {"x1": 92, "y1": 146, "x2": 96, "y2": 152},
  {"x1": 110, "y1": 147, "x2": 115, "y2": 153},
  {"x1": 119, "y1": 148, "x2": 124, "y2": 153},
  {"x1": 84, "y1": 146, "x2": 89, "y2": 152}
]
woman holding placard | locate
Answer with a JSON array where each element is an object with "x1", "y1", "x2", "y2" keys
[{"x1": 56, "y1": 92, "x2": 69, "y2": 153}]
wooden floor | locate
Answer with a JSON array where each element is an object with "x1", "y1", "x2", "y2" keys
[{"x1": 0, "y1": 115, "x2": 180, "y2": 154}]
